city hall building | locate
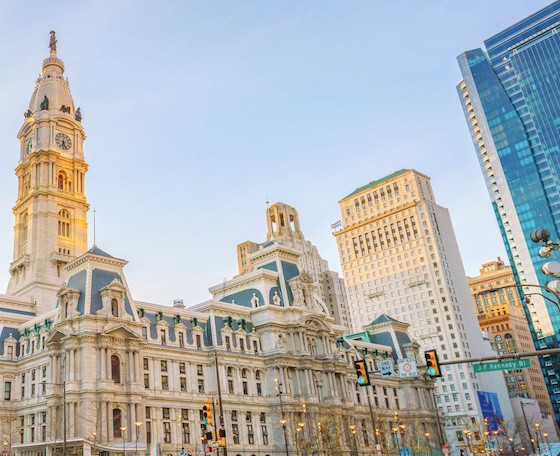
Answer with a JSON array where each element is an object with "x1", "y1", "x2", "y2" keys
[{"x1": 0, "y1": 34, "x2": 439, "y2": 456}]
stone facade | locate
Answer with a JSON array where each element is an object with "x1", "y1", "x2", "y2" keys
[
  {"x1": 467, "y1": 258, "x2": 555, "y2": 418},
  {"x1": 0, "y1": 35, "x2": 439, "y2": 456}
]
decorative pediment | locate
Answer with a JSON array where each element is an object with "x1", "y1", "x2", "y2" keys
[{"x1": 103, "y1": 324, "x2": 143, "y2": 342}]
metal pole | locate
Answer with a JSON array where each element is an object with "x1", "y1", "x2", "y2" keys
[
  {"x1": 63, "y1": 381, "x2": 66, "y2": 456},
  {"x1": 213, "y1": 351, "x2": 227, "y2": 456},
  {"x1": 430, "y1": 385, "x2": 445, "y2": 449},
  {"x1": 365, "y1": 387, "x2": 378, "y2": 445},
  {"x1": 277, "y1": 384, "x2": 289, "y2": 456},
  {"x1": 519, "y1": 403, "x2": 536, "y2": 455}
]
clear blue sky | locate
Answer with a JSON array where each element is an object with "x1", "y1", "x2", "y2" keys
[{"x1": 0, "y1": 1, "x2": 552, "y2": 306}]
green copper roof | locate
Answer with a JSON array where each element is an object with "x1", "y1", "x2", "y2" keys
[{"x1": 342, "y1": 169, "x2": 410, "y2": 200}]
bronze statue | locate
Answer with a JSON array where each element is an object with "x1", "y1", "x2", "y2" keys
[
  {"x1": 40, "y1": 96, "x2": 49, "y2": 111},
  {"x1": 75, "y1": 107, "x2": 82, "y2": 122},
  {"x1": 49, "y1": 31, "x2": 57, "y2": 53}
]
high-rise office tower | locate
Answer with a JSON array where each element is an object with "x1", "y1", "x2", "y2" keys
[
  {"x1": 334, "y1": 169, "x2": 513, "y2": 452},
  {"x1": 467, "y1": 258, "x2": 554, "y2": 418},
  {"x1": 457, "y1": 1, "x2": 560, "y2": 423}
]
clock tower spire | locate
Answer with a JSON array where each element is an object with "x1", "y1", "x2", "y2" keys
[{"x1": 7, "y1": 32, "x2": 89, "y2": 312}]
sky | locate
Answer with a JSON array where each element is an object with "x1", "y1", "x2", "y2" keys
[{"x1": 0, "y1": 1, "x2": 553, "y2": 307}]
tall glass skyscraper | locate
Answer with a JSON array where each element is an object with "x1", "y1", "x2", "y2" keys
[{"x1": 457, "y1": 1, "x2": 560, "y2": 424}]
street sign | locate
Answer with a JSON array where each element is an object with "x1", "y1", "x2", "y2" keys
[
  {"x1": 398, "y1": 358, "x2": 418, "y2": 378},
  {"x1": 379, "y1": 359, "x2": 395, "y2": 378},
  {"x1": 473, "y1": 358, "x2": 531, "y2": 373}
]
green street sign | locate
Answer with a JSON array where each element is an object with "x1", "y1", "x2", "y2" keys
[{"x1": 473, "y1": 358, "x2": 531, "y2": 373}]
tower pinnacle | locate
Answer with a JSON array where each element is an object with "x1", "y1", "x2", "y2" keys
[
  {"x1": 7, "y1": 33, "x2": 89, "y2": 312},
  {"x1": 49, "y1": 30, "x2": 57, "y2": 55}
]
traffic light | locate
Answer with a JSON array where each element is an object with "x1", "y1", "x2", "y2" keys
[
  {"x1": 424, "y1": 349, "x2": 442, "y2": 378},
  {"x1": 218, "y1": 428, "x2": 226, "y2": 447},
  {"x1": 354, "y1": 359, "x2": 371, "y2": 386},
  {"x1": 202, "y1": 399, "x2": 213, "y2": 426}
]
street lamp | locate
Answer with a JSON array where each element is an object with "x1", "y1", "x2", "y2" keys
[
  {"x1": 296, "y1": 426, "x2": 302, "y2": 456},
  {"x1": 120, "y1": 426, "x2": 127, "y2": 456},
  {"x1": 392, "y1": 427, "x2": 400, "y2": 452},
  {"x1": 298, "y1": 422, "x2": 306, "y2": 456},
  {"x1": 463, "y1": 430, "x2": 473, "y2": 456},
  {"x1": 135, "y1": 422, "x2": 142, "y2": 456},
  {"x1": 399, "y1": 424, "x2": 406, "y2": 447},
  {"x1": 424, "y1": 432, "x2": 431, "y2": 456},
  {"x1": 349, "y1": 425, "x2": 358, "y2": 456},
  {"x1": 543, "y1": 433, "x2": 552, "y2": 456},
  {"x1": 520, "y1": 402, "x2": 537, "y2": 455},
  {"x1": 275, "y1": 378, "x2": 290, "y2": 456},
  {"x1": 534, "y1": 422, "x2": 542, "y2": 454}
]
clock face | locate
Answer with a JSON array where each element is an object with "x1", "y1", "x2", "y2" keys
[
  {"x1": 55, "y1": 133, "x2": 72, "y2": 150},
  {"x1": 25, "y1": 139, "x2": 32, "y2": 155}
]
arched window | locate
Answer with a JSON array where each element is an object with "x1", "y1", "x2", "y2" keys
[
  {"x1": 58, "y1": 210, "x2": 71, "y2": 237},
  {"x1": 111, "y1": 299, "x2": 119, "y2": 317},
  {"x1": 113, "y1": 409, "x2": 122, "y2": 437},
  {"x1": 58, "y1": 173, "x2": 65, "y2": 190},
  {"x1": 111, "y1": 355, "x2": 121, "y2": 383}
]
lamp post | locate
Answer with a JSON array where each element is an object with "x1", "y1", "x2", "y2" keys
[
  {"x1": 295, "y1": 426, "x2": 302, "y2": 456},
  {"x1": 534, "y1": 423, "x2": 542, "y2": 455},
  {"x1": 275, "y1": 378, "x2": 290, "y2": 456},
  {"x1": 120, "y1": 426, "x2": 127, "y2": 456},
  {"x1": 543, "y1": 433, "x2": 552, "y2": 456},
  {"x1": 424, "y1": 432, "x2": 431, "y2": 456},
  {"x1": 349, "y1": 425, "x2": 358, "y2": 456},
  {"x1": 399, "y1": 424, "x2": 406, "y2": 451},
  {"x1": 463, "y1": 430, "x2": 473, "y2": 456},
  {"x1": 298, "y1": 422, "x2": 306, "y2": 456},
  {"x1": 392, "y1": 427, "x2": 400, "y2": 453},
  {"x1": 520, "y1": 402, "x2": 536, "y2": 455},
  {"x1": 135, "y1": 421, "x2": 142, "y2": 456}
]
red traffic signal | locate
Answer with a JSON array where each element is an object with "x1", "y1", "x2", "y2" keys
[
  {"x1": 424, "y1": 349, "x2": 442, "y2": 378},
  {"x1": 354, "y1": 359, "x2": 371, "y2": 386}
]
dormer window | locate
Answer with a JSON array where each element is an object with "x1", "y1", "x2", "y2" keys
[{"x1": 111, "y1": 299, "x2": 119, "y2": 317}]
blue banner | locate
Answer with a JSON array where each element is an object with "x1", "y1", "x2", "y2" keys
[{"x1": 476, "y1": 391, "x2": 503, "y2": 432}]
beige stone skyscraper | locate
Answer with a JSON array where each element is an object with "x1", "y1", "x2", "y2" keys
[
  {"x1": 468, "y1": 258, "x2": 554, "y2": 418},
  {"x1": 334, "y1": 169, "x2": 514, "y2": 454}
]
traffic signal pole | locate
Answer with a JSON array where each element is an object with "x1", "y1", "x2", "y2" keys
[
  {"x1": 213, "y1": 351, "x2": 228, "y2": 456},
  {"x1": 436, "y1": 347, "x2": 560, "y2": 366}
]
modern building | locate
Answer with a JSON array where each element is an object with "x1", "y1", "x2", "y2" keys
[
  {"x1": 0, "y1": 34, "x2": 440, "y2": 456},
  {"x1": 333, "y1": 169, "x2": 515, "y2": 454},
  {"x1": 467, "y1": 258, "x2": 554, "y2": 417},
  {"x1": 457, "y1": 0, "x2": 560, "y2": 424},
  {"x1": 236, "y1": 202, "x2": 352, "y2": 332}
]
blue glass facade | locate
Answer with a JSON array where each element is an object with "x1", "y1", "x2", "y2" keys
[{"x1": 458, "y1": 2, "x2": 560, "y2": 425}]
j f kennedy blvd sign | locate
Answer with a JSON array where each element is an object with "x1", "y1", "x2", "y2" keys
[{"x1": 473, "y1": 358, "x2": 531, "y2": 373}]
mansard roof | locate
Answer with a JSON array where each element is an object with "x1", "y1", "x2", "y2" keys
[{"x1": 87, "y1": 244, "x2": 116, "y2": 259}]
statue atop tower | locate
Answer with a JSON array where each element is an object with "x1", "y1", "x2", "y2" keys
[
  {"x1": 6, "y1": 32, "x2": 89, "y2": 313},
  {"x1": 49, "y1": 30, "x2": 57, "y2": 54}
]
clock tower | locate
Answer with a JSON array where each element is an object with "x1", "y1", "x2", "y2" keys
[{"x1": 7, "y1": 32, "x2": 89, "y2": 312}]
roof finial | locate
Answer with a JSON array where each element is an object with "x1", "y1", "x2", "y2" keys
[{"x1": 49, "y1": 31, "x2": 57, "y2": 55}]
